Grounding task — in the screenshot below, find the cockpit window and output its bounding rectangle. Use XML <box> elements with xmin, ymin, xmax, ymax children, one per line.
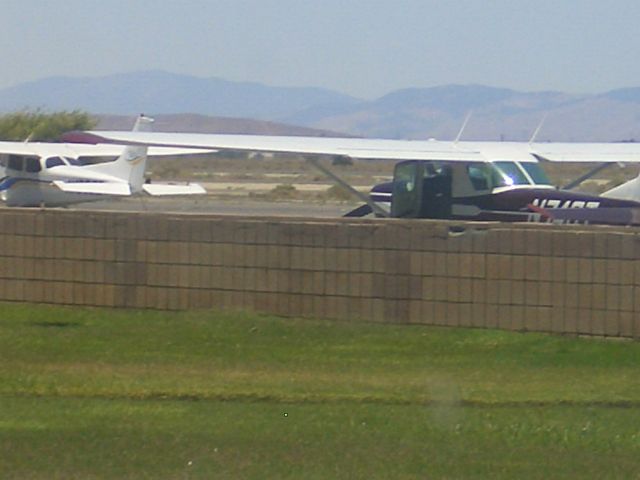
<box><xmin>493</xmin><ymin>161</ymin><xmax>530</xmax><ymax>186</ymax></box>
<box><xmin>45</xmin><ymin>157</ymin><xmax>65</xmax><ymax>168</ymax></box>
<box><xmin>67</xmin><ymin>157</ymin><xmax>83</xmax><ymax>166</ymax></box>
<box><xmin>8</xmin><ymin>155</ymin><xmax>24</xmax><ymax>171</ymax></box>
<box><xmin>25</xmin><ymin>157</ymin><xmax>41</xmax><ymax>173</ymax></box>
<box><xmin>520</xmin><ymin>162</ymin><xmax>551</xmax><ymax>185</ymax></box>
<box><xmin>467</xmin><ymin>163</ymin><xmax>502</xmax><ymax>191</ymax></box>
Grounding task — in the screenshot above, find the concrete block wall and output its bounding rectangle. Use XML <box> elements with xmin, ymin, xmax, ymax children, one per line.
<box><xmin>1</xmin><ymin>208</ymin><xmax>639</xmax><ymax>338</ymax></box>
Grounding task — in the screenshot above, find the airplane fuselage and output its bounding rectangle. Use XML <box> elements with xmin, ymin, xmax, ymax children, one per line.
<box><xmin>371</xmin><ymin>159</ymin><xmax>640</xmax><ymax>226</ymax></box>
<box><xmin>373</xmin><ymin>181</ymin><xmax>640</xmax><ymax>224</ymax></box>
<box><xmin>0</xmin><ymin>156</ymin><xmax>128</xmax><ymax>207</ymax></box>
<box><xmin>2</xmin><ymin>180</ymin><xmax>105</xmax><ymax>207</ymax></box>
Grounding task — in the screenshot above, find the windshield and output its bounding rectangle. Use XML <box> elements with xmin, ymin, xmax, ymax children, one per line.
<box><xmin>493</xmin><ymin>161</ymin><xmax>530</xmax><ymax>186</ymax></box>
<box><xmin>467</xmin><ymin>163</ymin><xmax>504</xmax><ymax>191</ymax></box>
<box><xmin>45</xmin><ymin>157</ymin><xmax>66</xmax><ymax>168</ymax></box>
<box><xmin>520</xmin><ymin>162</ymin><xmax>551</xmax><ymax>185</ymax></box>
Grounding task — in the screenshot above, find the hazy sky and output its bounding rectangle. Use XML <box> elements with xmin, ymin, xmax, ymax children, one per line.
<box><xmin>3</xmin><ymin>0</ymin><xmax>640</xmax><ymax>98</ymax></box>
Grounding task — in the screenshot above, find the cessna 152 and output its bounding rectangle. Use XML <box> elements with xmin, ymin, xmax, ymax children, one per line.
<box><xmin>0</xmin><ymin>115</ymin><xmax>208</xmax><ymax>207</ymax></box>
<box><xmin>61</xmin><ymin>128</ymin><xmax>640</xmax><ymax>226</ymax></box>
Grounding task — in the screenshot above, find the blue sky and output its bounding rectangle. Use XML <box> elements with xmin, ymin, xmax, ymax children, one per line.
<box><xmin>3</xmin><ymin>0</ymin><xmax>640</xmax><ymax>98</ymax></box>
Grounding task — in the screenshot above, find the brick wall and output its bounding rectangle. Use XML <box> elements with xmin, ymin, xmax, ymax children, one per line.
<box><xmin>0</xmin><ymin>208</ymin><xmax>638</xmax><ymax>338</ymax></box>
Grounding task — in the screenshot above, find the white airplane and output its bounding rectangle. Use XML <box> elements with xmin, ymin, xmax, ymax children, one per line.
<box><xmin>62</xmin><ymin>127</ymin><xmax>640</xmax><ymax>226</ymax></box>
<box><xmin>0</xmin><ymin>115</ymin><xmax>208</xmax><ymax>207</ymax></box>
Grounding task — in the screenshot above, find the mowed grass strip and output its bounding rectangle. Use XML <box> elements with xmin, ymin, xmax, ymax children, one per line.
<box><xmin>3</xmin><ymin>398</ymin><xmax>640</xmax><ymax>479</ymax></box>
<box><xmin>1</xmin><ymin>303</ymin><xmax>640</xmax><ymax>405</ymax></box>
<box><xmin>1</xmin><ymin>303</ymin><xmax>640</xmax><ymax>478</ymax></box>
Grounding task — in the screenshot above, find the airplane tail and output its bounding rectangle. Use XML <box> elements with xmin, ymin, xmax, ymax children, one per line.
<box><xmin>84</xmin><ymin>114</ymin><xmax>153</xmax><ymax>192</ymax></box>
<box><xmin>601</xmin><ymin>170</ymin><xmax>640</xmax><ymax>202</ymax></box>
<box><xmin>111</xmin><ymin>115</ymin><xmax>152</xmax><ymax>193</ymax></box>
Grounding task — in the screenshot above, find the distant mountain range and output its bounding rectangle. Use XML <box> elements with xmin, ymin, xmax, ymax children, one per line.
<box><xmin>94</xmin><ymin>113</ymin><xmax>352</xmax><ymax>137</ymax></box>
<box><xmin>3</xmin><ymin>70</ymin><xmax>640</xmax><ymax>141</ymax></box>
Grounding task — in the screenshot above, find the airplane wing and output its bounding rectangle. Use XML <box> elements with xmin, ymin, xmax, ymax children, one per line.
<box><xmin>142</xmin><ymin>183</ymin><xmax>206</xmax><ymax>196</ymax></box>
<box><xmin>64</xmin><ymin>131</ymin><xmax>640</xmax><ymax>164</ymax></box>
<box><xmin>0</xmin><ymin>141</ymin><xmax>213</xmax><ymax>158</ymax></box>
<box><xmin>52</xmin><ymin>181</ymin><xmax>131</xmax><ymax>196</ymax></box>
<box><xmin>62</xmin><ymin>131</ymin><xmax>485</xmax><ymax>162</ymax></box>
<box><xmin>86</xmin><ymin>145</ymin><xmax>215</xmax><ymax>157</ymax></box>
<box><xmin>531</xmin><ymin>143</ymin><xmax>640</xmax><ymax>163</ymax></box>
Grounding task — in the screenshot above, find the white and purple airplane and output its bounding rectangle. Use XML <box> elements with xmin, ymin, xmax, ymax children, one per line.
<box><xmin>63</xmin><ymin>126</ymin><xmax>640</xmax><ymax>226</ymax></box>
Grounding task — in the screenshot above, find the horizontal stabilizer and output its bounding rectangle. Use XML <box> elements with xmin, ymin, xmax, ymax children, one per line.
<box><xmin>53</xmin><ymin>181</ymin><xmax>131</xmax><ymax>196</ymax></box>
<box><xmin>142</xmin><ymin>183</ymin><xmax>206</xmax><ymax>196</ymax></box>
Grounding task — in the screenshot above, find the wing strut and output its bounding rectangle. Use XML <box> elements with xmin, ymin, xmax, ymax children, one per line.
<box><xmin>562</xmin><ymin>162</ymin><xmax>613</xmax><ymax>190</ymax></box>
<box><xmin>306</xmin><ymin>157</ymin><xmax>390</xmax><ymax>217</ymax></box>
<box><xmin>528</xmin><ymin>114</ymin><xmax>547</xmax><ymax>146</ymax></box>
<box><xmin>454</xmin><ymin>112</ymin><xmax>472</xmax><ymax>145</ymax></box>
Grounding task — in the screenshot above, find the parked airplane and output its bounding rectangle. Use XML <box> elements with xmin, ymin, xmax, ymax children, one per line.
<box><xmin>61</xmin><ymin>128</ymin><xmax>640</xmax><ymax>226</ymax></box>
<box><xmin>0</xmin><ymin>115</ymin><xmax>208</xmax><ymax>207</ymax></box>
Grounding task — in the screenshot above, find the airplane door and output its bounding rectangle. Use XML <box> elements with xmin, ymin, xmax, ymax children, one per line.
<box><xmin>391</xmin><ymin>161</ymin><xmax>424</xmax><ymax>218</ymax></box>
<box><xmin>421</xmin><ymin>166</ymin><xmax>452</xmax><ymax>219</ymax></box>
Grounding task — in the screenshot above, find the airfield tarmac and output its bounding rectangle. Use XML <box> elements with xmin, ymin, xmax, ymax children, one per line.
<box><xmin>67</xmin><ymin>196</ymin><xmax>355</xmax><ymax>218</ymax></box>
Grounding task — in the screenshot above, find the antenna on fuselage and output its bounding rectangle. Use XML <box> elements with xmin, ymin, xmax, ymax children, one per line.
<box><xmin>454</xmin><ymin>111</ymin><xmax>472</xmax><ymax>145</ymax></box>
<box><xmin>529</xmin><ymin>114</ymin><xmax>547</xmax><ymax>146</ymax></box>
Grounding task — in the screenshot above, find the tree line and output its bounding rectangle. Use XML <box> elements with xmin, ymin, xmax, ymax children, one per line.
<box><xmin>0</xmin><ymin>109</ymin><xmax>96</xmax><ymax>142</ymax></box>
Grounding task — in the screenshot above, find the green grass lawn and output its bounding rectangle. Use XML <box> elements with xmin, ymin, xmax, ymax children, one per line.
<box><xmin>1</xmin><ymin>303</ymin><xmax>640</xmax><ymax>479</ymax></box>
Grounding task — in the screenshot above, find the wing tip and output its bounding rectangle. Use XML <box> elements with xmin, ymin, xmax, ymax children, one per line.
<box><xmin>60</xmin><ymin>131</ymin><xmax>110</xmax><ymax>145</ymax></box>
